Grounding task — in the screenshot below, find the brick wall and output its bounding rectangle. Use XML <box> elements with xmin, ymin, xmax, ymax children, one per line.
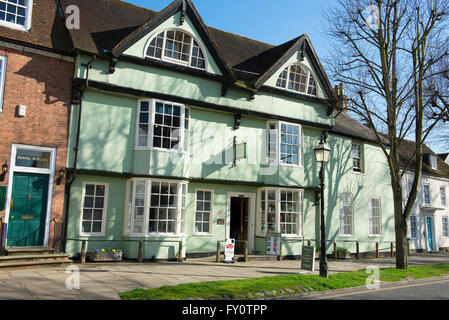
<box><xmin>0</xmin><ymin>46</ymin><xmax>73</xmax><ymax>246</ymax></box>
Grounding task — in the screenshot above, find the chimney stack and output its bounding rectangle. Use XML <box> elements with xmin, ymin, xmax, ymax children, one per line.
<box><xmin>335</xmin><ymin>83</ymin><xmax>349</xmax><ymax>112</ymax></box>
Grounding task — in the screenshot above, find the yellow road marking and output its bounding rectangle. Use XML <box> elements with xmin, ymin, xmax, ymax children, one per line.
<box><xmin>311</xmin><ymin>277</ymin><xmax>449</xmax><ymax>299</ymax></box>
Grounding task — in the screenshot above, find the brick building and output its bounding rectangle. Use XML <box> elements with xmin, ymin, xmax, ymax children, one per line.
<box><xmin>0</xmin><ymin>0</ymin><xmax>73</xmax><ymax>250</ymax></box>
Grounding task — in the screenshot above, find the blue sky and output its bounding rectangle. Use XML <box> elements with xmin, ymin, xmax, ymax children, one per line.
<box><xmin>127</xmin><ymin>0</ymin><xmax>331</xmax><ymax>58</ymax></box>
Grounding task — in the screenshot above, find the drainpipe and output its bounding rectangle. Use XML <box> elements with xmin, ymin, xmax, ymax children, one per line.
<box><xmin>61</xmin><ymin>55</ymin><xmax>96</xmax><ymax>252</ymax></box>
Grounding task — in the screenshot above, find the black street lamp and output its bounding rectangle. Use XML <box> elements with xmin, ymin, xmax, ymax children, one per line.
<box><xmin>313</xmin><ymin>133</ymin><xmax>331</xmax><ymax>278</ymax></box>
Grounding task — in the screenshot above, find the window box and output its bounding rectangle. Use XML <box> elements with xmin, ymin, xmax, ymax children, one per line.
<box><xmin>89</xmin><ymin>249</ymin><xmax>122</xmax><ymax>262</ymax></box>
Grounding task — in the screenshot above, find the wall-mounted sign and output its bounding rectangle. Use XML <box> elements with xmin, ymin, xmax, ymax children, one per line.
<box><xmin>217</xmin><ymin>219</ymin><xmax>225</xmax><ymax>225</ymax></box>
<box><xmin>233</xmin><ymin>136</ymin><xmax>247</xmax><ymax>165</ymax></box>
<box><xmin>266</xmin><ymin>232</ymin><xmax>281</xmax><ymax>255</ymax></box>
<box><xmin>15</xmin><ymin>149</ymin><xmax>50</xmax><ymax>169</ymax></box>
<box><xmin>301</xmin><ymin>246</ymin><xmax>316</xmax><ymax>272</ymax></box>
<box><xmin>224</xmin><ymin>238</ymin><xmax>235</xmax><ymax>263</ymax></box>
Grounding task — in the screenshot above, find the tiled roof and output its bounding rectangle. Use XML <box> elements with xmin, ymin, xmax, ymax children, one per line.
<box><xmin>398</xmin><ymin>139</ymin><xmax>449</xmax><ymax>178</ymax></box>
<box><xmin>333</xmin><ymin>112</ymin><xmax>449</xmax><ymax>179</ymax></box>
<box><xmin>332</xmin><ymin>112</ymin><xmax>379</xmax><ymax>143</ymax></box>
<box><xmin>60</xmin><ymin>0</ymin><xmax>157</xmax><ymax>55</ymax></box>
<box><xmin>59</xmin><ymin>0</ymin><xmax>329</xmax><ymax>89</ymax></box>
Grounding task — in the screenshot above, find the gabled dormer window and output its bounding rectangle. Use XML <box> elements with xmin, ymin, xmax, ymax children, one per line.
<box><xmin>430</xmin><ymin>154</ymin><xmax>438</xmax><ymax>170</ymax></box>
<box><xmin>145</xmin><ymin>29</ymin><xmax>206</xmax><ymax>70</ymax></box>
<box><xmin>0</xmin><ymin>0</ymin><xmax>32</xmax><ymax>31</ymax></box>
<box><xmin>276</xmin><ymin>63</ymin><xmax>317</xmax><ymax>96</ymax></box>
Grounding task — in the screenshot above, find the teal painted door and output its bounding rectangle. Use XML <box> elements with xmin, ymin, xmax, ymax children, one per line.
<box><xmin>426</xmin><ymin>217</ymin><xmax>434</xmax><ymax>251</ymax></box>
<box><xmin>7</xmin><ymin>173</ymin><xmax>49</xmax><ymax>246</ymax></box>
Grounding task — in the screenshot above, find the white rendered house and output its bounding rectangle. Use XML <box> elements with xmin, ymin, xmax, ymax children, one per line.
<box><xmin>402</xmin><ymin>144</ymin><xmax>449</xmax><ymax>252</ymax></box>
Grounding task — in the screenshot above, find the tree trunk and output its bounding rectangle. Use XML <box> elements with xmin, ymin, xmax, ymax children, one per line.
<box><xmin>394</xmin><ymin>192</ymin><xmax>408</xmax><ymax>269</ymax></box>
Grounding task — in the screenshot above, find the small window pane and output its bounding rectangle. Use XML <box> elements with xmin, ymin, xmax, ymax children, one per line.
<box><xmin>81</xmin><ymin>184</ymin><xmax>107</xmax><ymax>234</ymax></box>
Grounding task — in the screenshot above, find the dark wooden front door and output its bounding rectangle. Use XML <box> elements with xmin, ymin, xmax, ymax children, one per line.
<box><xmin>230</xmin><ymin>197</ymin><xmax>248</xmax><ymax>253</ymax></box>
<box><xmin>7</xmin><ymin>172</ymin><xmax>49</xmax><ymax>247</ymax></box>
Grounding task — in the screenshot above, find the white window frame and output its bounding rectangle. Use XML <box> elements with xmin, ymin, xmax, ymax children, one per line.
<box><xmin>409</xmin><ymin>215</ymin><xmax>417</xmax><ymax>239</ymax></box>
<box><xmin>265</xmin><ymin>121</ymin><xmax>303</xmax><ymax>167</ymax></box>
<box><xmin>408</xmin><ymin>177</ymin><xmax>414</xmax><ymax>196</ymax></box>
<box><xmin>266</xmin><ymin>121</ymin><xmax>278</xmax><ymax>164</ymax></box>
<box><xmin>275</xmin><ymin>63</ymin><xmax>318</xmax><ymax>97</ymax></box>
<box><xmin>430</xmin><ymin>155</ymin><xmax>438</xmax><ymax>170</ymax></box>
<box><xmin>0</xmin><ymin>0</ymin><xmax>33</xmax><ymax>31</ymax></box>
<box><xmin>79</xmin><ymin>182</ymin><xmax>109</xmax><ymax>237</ymax></box>
<box><xmin>279</xmin><ymin>121</ymin><xmax>302</xmax><ymax>167</ymax></box>
<box><xmin>0</xmin><ymin>55</ymin><xmax>6</xmax><ymax>112</ymax></box>
<box><xmin>124</xmin><ymin>178</ymin><xmax>188</xmax><ymax>238</ymax></box>
<box><xmin>257</xmin><ymin>188</ymin><xmax>303</xmax><ymax>238</ymax></box>
<box><xmin>352</xmin><ymin>142</ymin><xmax>363</xmax><ymax>173</ymax></box>
<box><xmin>144</xmin><ymin>28</ymin><xmax>209</xmax><ymax>71</ymax></box>
<box><xmin>442</xmin><ymin>216</ymin><xmax>449</xmax><ymax>238</ymax></box>
<box><xmin>193</xmin><ymin>189</ymin><xmax>214</xmax><ymax>235</ymax></box>
<box><xmin>440</xmin><ymin>186</ymin><xmax>447</xmax><ymax>206</ymax></box>
<box><xmin>423</xmin><ymin>183</ymin><xmax>431</xmax><ymax>205</ymax></box>
<box><xmin>368</xmin><ymin>197</ymin><xmax>382</xmax><ymax>237</ymax></box>
<box><xmin>339</xmin><ymin>193</ymin><xmax>354</xmax><ymax>236</ymax></box>
<box><xmin>135</xmin><ymin>99</ymin><xmax>189</xmax><ymax>154</ymax></box>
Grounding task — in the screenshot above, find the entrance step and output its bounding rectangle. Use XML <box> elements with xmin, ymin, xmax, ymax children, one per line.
<box><xmin>0</xmin><ymin>259</ymin><xmax>72</xmax><ymax>269</ymax></box>
<box><xmin>236</xmin><ymin>254</ymin><xmax>278</xmax><ymax>262</ymax></box>
<box><xmin>5</xmin><ymin>247</ymin><xmax>56</xmax><ymax>256</ymax></box>
<box><xmin>0</xmin><ymin>247</ymin><xmax>72</xmax><ymax>269</ymax></box>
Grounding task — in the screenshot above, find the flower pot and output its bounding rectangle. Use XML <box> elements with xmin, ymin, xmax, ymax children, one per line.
<box><xmin>337</xmin><ymin>253</ymin><xmax>348</xmax><ymax>259</ymax></box>
<box><xmin>89</xmin><ymin>252</ymin><xmax>122</xmax><ymax>262</ymax></box>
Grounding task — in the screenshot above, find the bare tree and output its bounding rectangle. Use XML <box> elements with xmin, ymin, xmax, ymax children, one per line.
<box><xmin>324</xmin><ymin>0</ymin><xmax>449</xmax><ymax>268</ymax></box>
<box><xmin>426</xmin><ymin>41</ymin><xmax>449</xmax><ymax>149</ymax></box>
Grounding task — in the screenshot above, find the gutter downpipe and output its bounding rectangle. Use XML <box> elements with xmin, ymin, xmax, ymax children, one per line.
<box><xmin>61</xmin><ymin>55</ymin><xmax>96</xmax><ymax>253</ymax></box>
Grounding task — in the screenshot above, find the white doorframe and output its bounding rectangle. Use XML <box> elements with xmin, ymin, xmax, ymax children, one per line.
<box><xmin>226</xmin><ymin>192</ymin><xmax>256</xmax><ymax>253</ymax></box>
<box><xmin>4</xmin><ymin>144</ymin><xmax>56</xmax><ymax>247</ymax></box>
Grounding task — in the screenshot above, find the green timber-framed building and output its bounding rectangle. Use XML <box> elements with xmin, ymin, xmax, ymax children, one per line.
<box><xmin>60</xmin><ymin>0</ymin><xmax>396</xmax><ymax>260</ymax></box>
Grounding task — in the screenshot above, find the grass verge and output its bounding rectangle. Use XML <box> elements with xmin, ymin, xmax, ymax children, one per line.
<box><xmin>120</xmin><ymin>263</ymin><xmax>449</xmax><ymax>300</ymax></box>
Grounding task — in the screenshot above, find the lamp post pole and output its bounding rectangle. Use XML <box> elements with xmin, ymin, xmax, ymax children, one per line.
<box><xmin>319</xmin><ymin>161</ymin><xmax>328</xmax><ymax>278</ymax></box>
<box><xmin>313</xmin><ymin>132</ymin><xmax>330</xmax><ymax>278</ymax></box>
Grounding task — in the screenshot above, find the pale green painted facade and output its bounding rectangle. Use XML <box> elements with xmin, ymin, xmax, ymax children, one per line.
<box><xmin>65</xmin><ymin>9</ymin><xmax>395</xmax><ymax>260</ymax></box>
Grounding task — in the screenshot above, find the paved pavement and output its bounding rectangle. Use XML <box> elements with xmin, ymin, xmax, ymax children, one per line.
<box><xmin>0</xmin><ymin>253</ymin><xmax>448</xmax><ymax>300</ymax></box>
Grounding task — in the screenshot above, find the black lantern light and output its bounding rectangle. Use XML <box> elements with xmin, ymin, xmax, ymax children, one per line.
<box><xmin>56</xmin><ymin>168</ymin><xmax>66</xmax><ymax>185</ymax></box>
<box><xmin>0</xmin><ymin>162</ymin><xmax>8</xmax><ymax>182</ymax></box>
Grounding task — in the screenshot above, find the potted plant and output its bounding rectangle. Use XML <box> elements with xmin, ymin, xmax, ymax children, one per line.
<box><xmin>89</xmin><ymin>248</ymin><xmax>123</xmax><ymax>262</ymax></box>
<box><xmin>337</xmin><ymin>247</ymin><xmax>350</xmax><ymax>259</ymax></box>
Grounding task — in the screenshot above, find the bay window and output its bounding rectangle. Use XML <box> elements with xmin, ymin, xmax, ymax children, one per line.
<box><xmin>258</xmin><ymin>188</ymin><xmax>303</xmax><ymax>237</ymax></box>
<box><xmin>125</xmin><ymin>179</ymin><xmax>187</xmax><ymax>236</ymax></box>
<box><xmin>136</xmin><ymin>99</ymin><xmax>190</xmax><ymax>152</ymax></box>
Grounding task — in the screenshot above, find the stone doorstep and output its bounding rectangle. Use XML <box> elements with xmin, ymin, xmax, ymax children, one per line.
<box><xmin>5</xmin><ymin>247</ymin><xmax>56</xmax><ymax>256</ymax></box>
<box><xmin>0</xmin><ymin>259</ymin><xmax>73</xmax><ymax>269</ymax></box>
